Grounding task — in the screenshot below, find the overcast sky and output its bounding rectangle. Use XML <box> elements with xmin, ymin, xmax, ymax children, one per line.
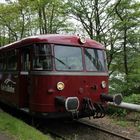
<box><xmin>0</xmin><ymin>0</ymin><xmax>5</xmax><ymax>3</ymax></box>
<box><xmin>0</xmin><ymin>0</ymin><xmax>16</xmax><ymax>3</ymax></box>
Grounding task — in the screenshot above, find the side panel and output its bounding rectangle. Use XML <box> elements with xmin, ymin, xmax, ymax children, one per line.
<box><xmin>0</xmin><ymin>72</ymin><xmax>19</xmax><ymax>107</ymax></box>
<box><xmin>0</xmin><ymin>47</ymin><xmax>31</xmax><ymax>108</ymax></box>
<box><xmin>18</xmin><ymin>73</ymin><xmax>29</xmax><ymax>107</ymax></box>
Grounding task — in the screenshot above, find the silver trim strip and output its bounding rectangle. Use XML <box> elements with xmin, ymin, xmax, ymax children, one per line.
<box><xmin>30</xmin><ymin>71</ymin><xmax>108</xmax><ymax>76</ymax></box>
<box><xmin>20</xmin><ymin>71</ymin><xmax>29</xmax><ymax>75</ymax></box>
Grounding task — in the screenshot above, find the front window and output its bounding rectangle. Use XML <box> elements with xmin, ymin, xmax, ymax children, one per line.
<box><xmin>85</xmin><ymin>48</ymin><xmax>106</xmax><ymax>71</ymax></box>
<box><xmin>33</xmin><ymin>44</ymin><xmax>52</xmax><ymax>70</ymax></box>
<box><xmin>54</xmin><ymin>45</ymin><xmax>83</xmax><ymax>71</ymax></box>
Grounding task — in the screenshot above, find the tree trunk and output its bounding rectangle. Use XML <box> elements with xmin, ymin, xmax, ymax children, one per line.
<box><xmin>123</xmin><ymin>28</ymin><xmax>128</xmax><ymax>75</ymax></box>
<box><xmin>38</xmin><ymin>7</ymin><xmax>43</xmax><ymax>34</ymax></box>
<box><xmin>42</xmin><ymin>6</ymin><xmax>47</xmax><ymax>34</ymax></box>
<box><xmin>94</xmin><ymin>0</ymin><xmax>101</xmax><ymax>42</ymax></box>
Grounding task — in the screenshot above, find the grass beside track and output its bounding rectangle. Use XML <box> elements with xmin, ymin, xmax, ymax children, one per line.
<box><xmin>0</xmin><ymin>111</ymin><xmax>52</xmax><ymax>140</ymax></box>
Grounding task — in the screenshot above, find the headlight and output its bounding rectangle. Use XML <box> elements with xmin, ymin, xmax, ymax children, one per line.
<box><xmin>79</xmin><ymin>36</ymin><xmax>86</xmax><ymax>44</ymax></box>
<box><xmin>57</xmin><ymin>82</ymin><xmax>65</xmax><ymax>90</ymax></box>
<box><xmin>101</xmin><ymin>81</ymin><xmax>106</xmax><ymax>88</ymax></box>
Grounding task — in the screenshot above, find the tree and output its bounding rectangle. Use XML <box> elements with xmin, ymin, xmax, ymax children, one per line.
<box><xmin>114</xmin><ymin>0</ymin><xmax>140</xmax><ymax>75</ymax></box>
<box><xmin>29</xmin><ymin>0</ymin><xmax>72</xmax><ymax>34</ymax></box>
<box><xmin>67</xmin><ymin>0</ymin><xmax>121</xmax><ymax>42</ymax></box>
<box><xmin>108</xmin><ymin>0</ymin><xmax>140</xmax><ymax>95</ymax></box>
<box><xmin>0</xmin><ymin>0</ymin><xmax>73</xmax><ymax>45</ymax></box>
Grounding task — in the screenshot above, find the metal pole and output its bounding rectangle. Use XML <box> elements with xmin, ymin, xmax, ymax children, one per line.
<box><xmin>108</xmin><ymin>102</ymin><xmax>140</xmax><ymax>112</ymax></box>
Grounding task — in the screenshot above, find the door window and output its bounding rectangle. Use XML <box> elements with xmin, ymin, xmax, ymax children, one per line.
<box><xmin>22</xmin><ymin>48</ymin><xmax>30</xmax><ymax>71</ymax></box>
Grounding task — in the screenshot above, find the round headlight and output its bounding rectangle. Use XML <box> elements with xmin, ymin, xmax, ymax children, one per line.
<box><xmin>101</xmin><ymin>81</ymin><xmax>106</xmax><ymax>88</ymax></box>
<box><xmin>79</xmin><ymin>36</ymin><xmax>86</xmax><ymax>44</ymax></box>
<box><xmin>57</xmin><ymin>82</ymin><xmax>65</xmax><ymax>90</ymax></box>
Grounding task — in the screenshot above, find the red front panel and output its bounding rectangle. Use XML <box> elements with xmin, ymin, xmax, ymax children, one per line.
<box><xmin>29</xmin><ymin>74</ymin><xmax>108</xmax><ymax>112</ymax></box>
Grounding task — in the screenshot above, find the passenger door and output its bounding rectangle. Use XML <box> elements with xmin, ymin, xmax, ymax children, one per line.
<box><xmin>18</xmin><ymin>47</ymin><xmax>31</xmax><ymax>108</ymax></box>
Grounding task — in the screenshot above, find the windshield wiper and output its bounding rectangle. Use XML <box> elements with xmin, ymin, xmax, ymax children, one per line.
<box><xmin>52</xmin><ymin>55</ymin><xmax>71</xmax><ymax>69</ymax></box>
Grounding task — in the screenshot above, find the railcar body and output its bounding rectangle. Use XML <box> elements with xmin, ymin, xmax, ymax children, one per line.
<box><xmin>0</xmin><ymin>34</ymin><xmax>121</xmax><ymax>119</ymax></box>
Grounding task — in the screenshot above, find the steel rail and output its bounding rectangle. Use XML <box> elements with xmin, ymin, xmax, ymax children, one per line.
<box><xmin>76</xmin><ymin>120</ymin><xmax>133</xmax><ymax>140</ymax></box>
<box><xmin>44</xmin><ymin>128</ymin><xmax>66</xmax><ymax>140</ymax></box>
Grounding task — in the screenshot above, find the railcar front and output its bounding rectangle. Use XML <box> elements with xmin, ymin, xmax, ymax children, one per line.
<box><xmin>29</xmin><ymin>36</ymin><xmax>112</xmax><ymax>119</ymax></box>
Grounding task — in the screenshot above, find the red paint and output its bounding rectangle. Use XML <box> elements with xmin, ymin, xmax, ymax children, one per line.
<box><xmin>0</xmin><ymin>34</ymin><xmax>104</xmax><ymax>51</ymax></box>
<box><xmin>0</xmin><ymin>34</ymin><xmax>108</xmax><ymax>118</ymax></box>
<box><xmin>29</xmin><ymin>75</ymin><xmax>108</xmax><ymax>112</ymax></box>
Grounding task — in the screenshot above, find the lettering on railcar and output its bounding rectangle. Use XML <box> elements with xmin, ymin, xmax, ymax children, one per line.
<box><xmin>0</xmin><ymin>79</ymin><xmax>16</xmax><ymax>93</ymax></box>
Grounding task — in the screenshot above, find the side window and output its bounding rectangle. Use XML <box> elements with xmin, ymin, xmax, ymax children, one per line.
<box><xmin>7</xmin><ymin>50</ymin><xmax>17</xmax><ymax>70</ymax></box>
<box><xmin>22</xmin><ymin>48</ymin><xmax>30</xmax><ymax>71</ymax></box>
<box><xmin>0</xmin><ymin>56</ymin><xmax>3</xmax><ymax>70</ymax></box>
<box><xmin>3</xmin><ymin>53</ymin><xmax>7</xmax><ymax>71</ymax></box>
<box><xmin>33</xmin><ymin>44</ymin><xmax>52</xmax><ymax>70</ymax></box>
<box><xmin>0</xmin><ymin>55</ymin><xmax>3</xmax><ymax>70</ymax></box>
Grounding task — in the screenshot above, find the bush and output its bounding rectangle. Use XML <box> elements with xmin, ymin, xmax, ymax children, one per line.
<box><xmin>124</xmin><ymin>94</ymin><xmax>140</xmax><ymax>104</ymax></box>
<box><xmin>107</xmin><ymin>106</ymin><xmax>127</xmax><ymax>117</ymax></box>
<box><xmin>109</xmin><ymin>73</ymin><xmax>140</xmax><ymax>96</ymax></box>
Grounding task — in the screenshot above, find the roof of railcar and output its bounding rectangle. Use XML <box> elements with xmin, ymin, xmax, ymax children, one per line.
<box><xmin>0</xmin><ymin>34</ymin><xmax>104</xmax><ymax>51</ymax></box>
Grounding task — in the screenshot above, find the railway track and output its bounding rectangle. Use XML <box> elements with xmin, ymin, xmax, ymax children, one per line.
<box><xmin>0</xmin><ymin>103</ymin><xmax>137</xmax><ymax>140</ymax></box>
<box><xmin>38</xmin><ymin>118</ymin><xmax>135</xmax><ymax>140</ymax></box>
<box><xmin>76</xmin><ymin>120</ymin><xmax>133</xmax><ymax>140</ymax></box>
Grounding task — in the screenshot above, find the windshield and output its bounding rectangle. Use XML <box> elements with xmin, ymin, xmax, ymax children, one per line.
<box><xmin>85</xmin><ymin>48</ymin><xmax>107</xmax><ymax>71</ymax></box>
<box><xmin>54</xmin><ymin>45</ymin><xmax>83</xmax><ymax>71</ymax></box>
<box><xmin>32</xmin><ymin>44</ymin><xmax>107</xmax><ymax>72</ymax></box>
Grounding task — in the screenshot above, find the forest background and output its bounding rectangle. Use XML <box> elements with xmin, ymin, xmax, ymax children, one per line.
<box><xmin>0</xmin><ymin>0</ymin><xmax>140</xmax><ymax>103</ymax></box>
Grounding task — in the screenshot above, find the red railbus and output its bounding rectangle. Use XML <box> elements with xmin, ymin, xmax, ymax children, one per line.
<box><xmin>0</xmin><ymin>34</ymin><xmax>122</xmax><ymax>119</ymax></box>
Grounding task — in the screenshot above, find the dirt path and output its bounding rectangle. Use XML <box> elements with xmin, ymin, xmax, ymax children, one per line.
<box><xmin>0</xmin><ymin>133</ymin><xmax>14</xmax><ymax>140</ymax></box>
<box><xmin>81</xmin><ymin>116</ymin><xmax>140</xmax><ymax>140</ymax></box>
